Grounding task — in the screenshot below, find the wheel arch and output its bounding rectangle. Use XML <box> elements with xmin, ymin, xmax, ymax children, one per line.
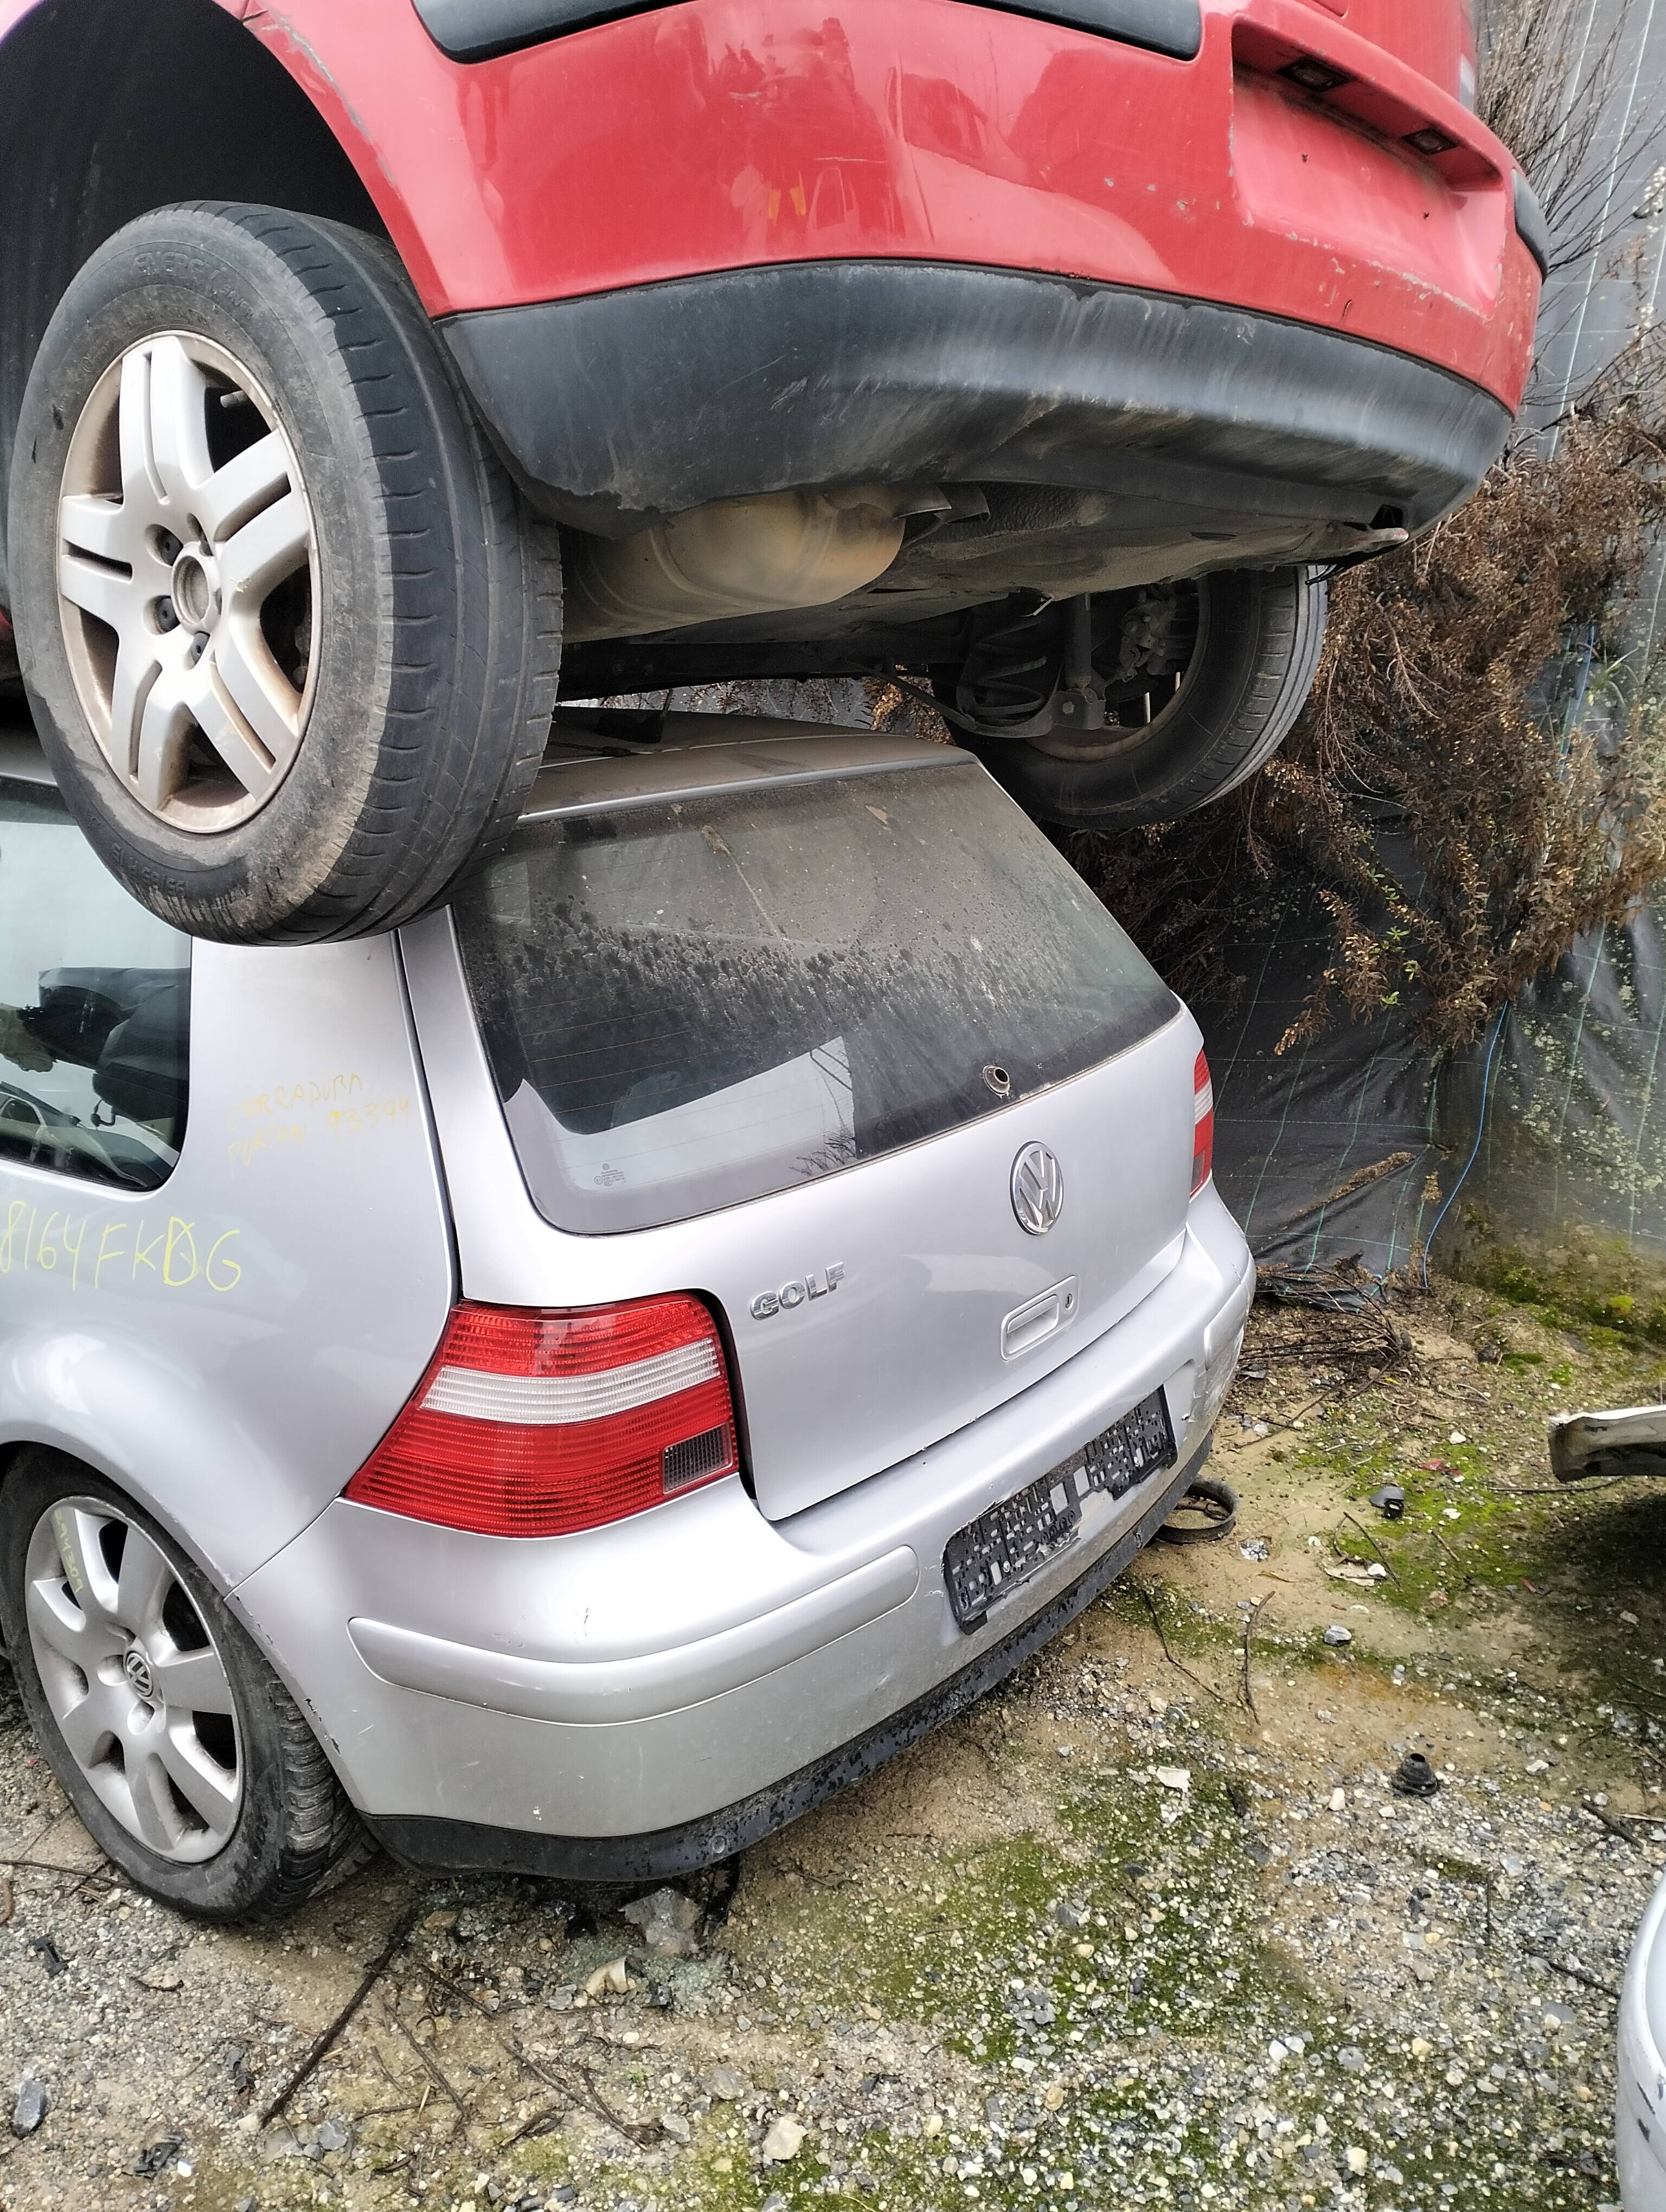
<box><xmin>0</xmin><ymin>1430</ymin><xmax>361</xmax><ymax>1806</ymax></box>
<box><xmin>0</xmin><ymin>1397</ymin><xmax>259</xmax><ymax>1609</ymax></box>
<box><xmin>0</xmin><ymin>0</ymin><xmax>393</xmax><ymax>611</ymax></box>
<box><xmin>0</xmin><ymin>1431</ymin><xmax>163</xmax><ymax>1665</ymax></box>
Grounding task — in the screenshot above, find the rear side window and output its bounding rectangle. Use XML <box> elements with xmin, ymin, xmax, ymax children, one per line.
<box><xmin>454</xmin><ymin>757</ymin><xmax>1176</xmax><ymax>1233</ymax></box>
<box><xmin>0</xmin><ymin>776</ymin><xmax>190</xmax><ymax>1190</ymax></box>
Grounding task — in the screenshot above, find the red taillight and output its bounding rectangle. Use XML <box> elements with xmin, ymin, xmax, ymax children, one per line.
<box><xmin>343</xmin><ymin>1295</ymin><xmax>739</xmax><ymax>1538</ymax></box>
<box><xmin>1192</xmin><ymin>1049</ymin><xmax>1215</xmax><ymax>1196</ymax></box>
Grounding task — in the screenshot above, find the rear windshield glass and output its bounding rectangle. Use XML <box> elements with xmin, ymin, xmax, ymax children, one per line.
<box><xmin>454</xmin><ymin>758</ymin><xmax>1176</xmax><ymax>1233</ymax></box>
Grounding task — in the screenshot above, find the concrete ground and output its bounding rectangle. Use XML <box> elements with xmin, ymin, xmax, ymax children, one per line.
<box><xmin>3</xmin><ymin>1274</ymin><xmax>1663</xmax><ymax>2212</ymax></box>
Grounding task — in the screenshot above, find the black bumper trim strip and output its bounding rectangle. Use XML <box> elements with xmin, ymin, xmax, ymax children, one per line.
<box><xmin>1513</xmin><ymin>171</ymin><xmax>1552</xmax><ymax>282</ymax></box>
<box><xmin>440</xmin><ymin>259</ymin><xmax>1513</xmax><ymax>543</ymax></box>
<box><xmin>362</xmin><ymin>1432</ymin><xmax>1209</xmax><ymax>1885</ymax></box>
<box><xmin>414</xmin><ymin>0</ymin><xmax>1201</xmax><ymax>66</ymax></box>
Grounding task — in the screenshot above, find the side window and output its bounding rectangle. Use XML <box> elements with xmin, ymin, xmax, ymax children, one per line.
<box><xmin>0</xmin><ymin>776</ymin><xmax>190</xmax><ymax>1191</ymax></box>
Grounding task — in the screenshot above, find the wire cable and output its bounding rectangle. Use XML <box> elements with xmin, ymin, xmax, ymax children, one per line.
<box><xmin>1421</xmin><ymin>1002</ymin><xmax>1510</xmax><ymax>1289</ymax></box>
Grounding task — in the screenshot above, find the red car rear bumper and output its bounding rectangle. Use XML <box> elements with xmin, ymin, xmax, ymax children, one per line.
<box><xmin>253</xmin><ymin>0</ymin><xmax>1541</xmax><ymax>413</ymax></box>
<box><xmin>441</xmin><ymin>259</ymin><xmax>1515</xmax><ymax>561</ymax></box>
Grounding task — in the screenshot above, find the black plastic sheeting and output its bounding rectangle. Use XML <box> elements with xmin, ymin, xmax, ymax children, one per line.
<box><xmin>1432</xmin><ymin>903</ymin><xmax>1666</xmax><ymax>1265</ymax></box>
<box><xmin>1202</xmin><ymin>887</ymin><xmax>1666</xmax><ymax>1276</ymax></box>
<box><xmin>1202</xmin><ymin>887</ymin><xmax>1438</xmax><ymax>1277</ymax></box>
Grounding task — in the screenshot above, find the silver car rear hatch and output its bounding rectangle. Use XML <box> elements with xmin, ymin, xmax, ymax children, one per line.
<box><xmin>408</xmin><ymin>716</ymin><xmax>1196</xmax><ymax>1522</ymax></box>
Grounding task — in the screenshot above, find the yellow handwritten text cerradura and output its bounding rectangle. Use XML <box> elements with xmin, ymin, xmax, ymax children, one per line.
<box><xmin>0</xmin><ymin>1202</ymin><xmax>241</xmax><ymax>1293</ymax></box>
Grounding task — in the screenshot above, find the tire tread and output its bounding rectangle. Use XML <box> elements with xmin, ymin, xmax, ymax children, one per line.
<box><xmin>10</xmin><ymin>201</ymin><xmax>561</xmax><ymax>944</ymax></box>
<box><xmin>0</xmin><ymin>1450</ymin><xmax>364</xmax><ymax>1922</ymax></box>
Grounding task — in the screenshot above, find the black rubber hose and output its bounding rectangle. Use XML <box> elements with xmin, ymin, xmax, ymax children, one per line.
<box><xmin>1154</xmin><ymin>1476</ymin><xmax>1240</xmax><ymax>1546</ymax></box>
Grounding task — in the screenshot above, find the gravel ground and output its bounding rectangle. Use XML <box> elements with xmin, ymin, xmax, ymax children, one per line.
<box><xmin>1</xmin><ymin>1275</ymin><xmax>1662</xmax><ymax>2212</ymax></box>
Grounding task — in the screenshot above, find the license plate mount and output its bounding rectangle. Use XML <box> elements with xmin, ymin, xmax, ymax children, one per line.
<box><xmin>943</xmin><ymin>1388</ymin><xmax>1177</xmax><ymax>1632</ymax></box>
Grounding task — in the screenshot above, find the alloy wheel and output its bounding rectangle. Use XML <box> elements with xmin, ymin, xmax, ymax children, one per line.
<box><xmin>24</xmin><ymin>1498</ymin><xmax>242</xmax><ymax>1863</ymax></box>
<box><xmin>55</xmin><ymin>331</ymin><xmax>318</xmax><ymax>832</ymax></box>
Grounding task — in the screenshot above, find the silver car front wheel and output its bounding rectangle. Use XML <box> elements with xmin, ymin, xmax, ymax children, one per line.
<box><xmin>24</xmin><ymin>1496</ymin><xmax>242</xmax><ymax>1863</ymax></box>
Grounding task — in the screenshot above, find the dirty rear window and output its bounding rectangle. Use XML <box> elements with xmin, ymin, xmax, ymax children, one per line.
<box><xmin>453</xmin><ymin>758</ymin><xmax>1176</xmax><ymax>1233</ymax></box>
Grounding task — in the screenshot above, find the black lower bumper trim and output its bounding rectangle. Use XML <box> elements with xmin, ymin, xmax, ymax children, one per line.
<box><xmin>1513</xmin><ymin>172</ymin><xmax>1552</xmax><ymax>282</ymax></box>
<box><xmin>440</xmin><ymin>260</ymin><xmax>1510</xmax><ymax>542</ymax></box>
<box><xmin>362</xmin><ymin>1432</ymin><xmax>1210</xmax><ymax>1885</ymax></box>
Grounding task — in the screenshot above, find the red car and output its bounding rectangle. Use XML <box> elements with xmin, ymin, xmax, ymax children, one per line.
<box><xmin>0</xmin><ymin>0</ymin><xmax>1540</xmax><ymax>941</ymax></box>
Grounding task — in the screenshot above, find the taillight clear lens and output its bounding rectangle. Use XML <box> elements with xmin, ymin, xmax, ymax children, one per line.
<box><xmin>344</xmin><ymin>1295</ymin><xmax>740</xmax><ymax>1538</ymax></box>
<box><xmin>1192</xmin><ymin>1049</ymin><xmax>1215</xmax><ymax>1195</ymax></box>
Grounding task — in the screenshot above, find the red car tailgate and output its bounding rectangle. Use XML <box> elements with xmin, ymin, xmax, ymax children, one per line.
<box><xmin>1292</xmin><ymin>0</ymin><xmax>1477</xmax><ymax>111</ymax></box>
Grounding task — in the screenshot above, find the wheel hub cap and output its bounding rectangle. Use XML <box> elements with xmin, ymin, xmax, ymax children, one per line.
<box><xmin>54</xmin><ymin>331</ymin><xmax>318</xmax><ymax>834</ymax></box>
<box><xmin>24</xmin><ymin>1500</ymin><xmax>243</xmax><ymax>1865</ymax></box>
<box><xmin>169</xmin><ymin>545</ymin><xmax>220</xmax><ymax>633</ymax></box>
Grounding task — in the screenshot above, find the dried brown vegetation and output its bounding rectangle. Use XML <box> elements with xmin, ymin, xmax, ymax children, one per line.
<box><xmin>1071</xmin><ymin>395</ymin><xmax>1666</xmax><ymax>1051</ymax></box>
<box><xmin>1480</xmin><ymin>0</ymin><xmax>1665</xmax><ymax>277</ymax></box>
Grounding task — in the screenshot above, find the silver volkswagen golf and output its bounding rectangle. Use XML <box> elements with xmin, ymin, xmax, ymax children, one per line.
<box><xmin>0</xmin><ymin>710</ymin><xmax>1251</xmax><ymax>1919</ymax></box>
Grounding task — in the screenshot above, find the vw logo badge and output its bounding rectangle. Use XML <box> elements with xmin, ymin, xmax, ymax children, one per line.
<box><xmin>1011</xmin><ymin>1142</ymin><xmax>1065</xmax><ymax>1236</ymax></box>
<box><xmin>123</xmin><ymin>1647</ymin><xmax>156</xmax><ymax>1702</ymax></box>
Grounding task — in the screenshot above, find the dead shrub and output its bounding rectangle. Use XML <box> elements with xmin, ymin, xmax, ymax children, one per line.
<box><xmin>1069</xmin><ymin>396</ymin><xmax>1666</xmax><ymax>1051</ymax></box>
<box><xmin>1479</xmin><ymin>0</ymin><xmax>1666</xmax><ymax>277</ymax></box>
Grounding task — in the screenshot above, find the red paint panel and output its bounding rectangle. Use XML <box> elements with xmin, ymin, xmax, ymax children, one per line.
<box><xmin>1294</xmin><ymin>0</ymin><xmax>1472</xmax><ymax>103</ymax></box>
<box><xmin>1</xmin><ymin>0</ymin><xmax>1537</xmax><ymax>409</ymax></box>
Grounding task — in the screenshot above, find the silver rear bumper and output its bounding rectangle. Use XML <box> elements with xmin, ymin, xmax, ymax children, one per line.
<box><xmin>230</xmin><ymin>1185</ymin><xmax>1251</xmax><ymax>1876</ymax></box>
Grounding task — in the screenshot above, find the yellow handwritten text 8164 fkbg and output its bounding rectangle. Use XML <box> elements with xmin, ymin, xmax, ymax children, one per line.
<box><xmin>0</xmin><ymin>1201</ymin><xmax>241</xmax><ymax>1293</ymax></box>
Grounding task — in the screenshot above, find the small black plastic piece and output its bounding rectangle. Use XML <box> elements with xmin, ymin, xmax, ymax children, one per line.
<box><xmin>1281</xmin><ymin>56</ymin><xmax>1352</xmax><ymax>94</ymax></box>
<box><xmin>414</xmin><ymin>0</ymin><xmax>1202</xmax><ymax>65</ymax></box>
<box><xmin>1370</xmin><ymin>1482</ymin><xmax>1406</xmax><ymax>1520</ymax></box>
<box><xmin>1514</xmin><ymin>171</ymin><xmax>1552</xmax><ymax>281</ymax></box>
<box><xmin>1391</xmin><ymin>1751</ymin><xmax>1442</xmax><ymax>1798</ymax></box>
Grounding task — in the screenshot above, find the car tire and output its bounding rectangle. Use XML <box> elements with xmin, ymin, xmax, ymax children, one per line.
<box><xmin>0</xmin><ymin>1450</ymin><xmax>360</xmax><ymax>1920</ymax></box>
<box><xmin>8</xmin><ymin>202</ymin><xmax>562</xmax><ymax>944</ymax></box>
<box><xmin>965</xmin><ymin>567</ymin><xmax>1327</xmax><ymax>829</ymax></box>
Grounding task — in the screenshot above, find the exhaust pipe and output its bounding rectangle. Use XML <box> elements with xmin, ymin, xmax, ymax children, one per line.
<box><xmin>562</xmin><ymin>485</ymin><xmax>945</xmax><ymax>644</ymax></box>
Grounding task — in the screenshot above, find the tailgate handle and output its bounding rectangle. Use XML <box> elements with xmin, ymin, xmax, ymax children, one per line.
<box><xmin>1002</xmin><ymin>1277</ymin><xmax>1079</xmax><ymax>1361</ymax></box>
